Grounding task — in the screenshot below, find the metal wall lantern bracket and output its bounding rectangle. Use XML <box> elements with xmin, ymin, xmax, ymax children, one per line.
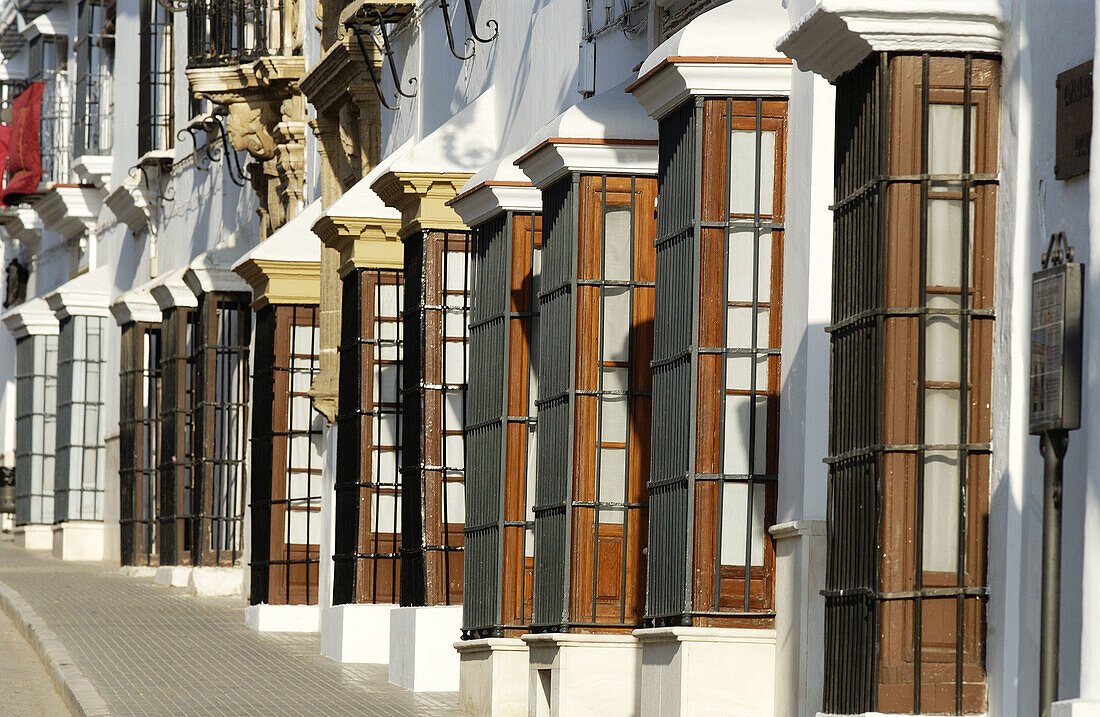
<box><xmin>177</xmin><ymin>113</ymin><xmax>250</xmax><ymax>187</ymax></box>
<box><xmin>439</xmin><ymin>0</ymin><xmax>498</xmax><ymax>61</ymax></box>
<box><xmin>345</xmin><ymin>5</ymin><xmax>418</xmax><ymax>111</ymax></box>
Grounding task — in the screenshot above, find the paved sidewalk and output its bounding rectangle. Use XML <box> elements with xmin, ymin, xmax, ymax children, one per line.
<box><xmin>0</xmin><ymin>598</ymin><xmax>70</xmax><ymax>715</ymax></box>
<box><xmin>0</xmin><ymin>535</ymin><xmax>462</xmax><ymax>716</ymax></box>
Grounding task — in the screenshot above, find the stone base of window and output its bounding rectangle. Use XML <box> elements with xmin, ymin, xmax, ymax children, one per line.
<box><xmin>320</xmin><ymin>603</ymin><xmax>397</xmax><ymax>664</ymax></box>
<box><xmin>51</xmin><ymin>521</ymin><xmax>105</xmax><ymax>561</ymax></box>
<box><xmin>244</xmin><ymin>604</ymin><xmax>319</xmax><ymax>633</ymax></box>
<box><xmin>633</xmin><ymin>626</ymin><xmax>776</xmax><ymax>717</ymax></box>
<box><xmin>772</xmin><ymin>520</ymin><xmax>828</xmax><ymax>717</ymax></box>
<box><xmin>0</xmin><ymin>514</ymin><xmax>11</xmax><ymax>533</ymax></box>
<box><xmin>14</xmin><ymin>524</ymin><xmax>53</xmax><ymax>551</ymax></box>
<box><xmin>388</xmin><ymin>605</ymin><xmax>463</xmax><ymax>692</ymax></box>
<box><xmin>523</xmin><ymin>632</ymin><xmax>642</xmax><ymax>717</ymax></box>
<box><xmin>455</xmin><ymin>637</ymin><xmax>528</xmax><ymax>717</ymax></box>
<box><xmin>1053</xmin><ymin>700</ymin><xmax>1100</xmax><ymax>716</ymax></box>
<box><xmin>187</xmin><ymin>567</ymin><xmax>243</xmax><ymax>597</ymax></box>
<box><xmin>119</xmin><ymin>565</ymin><xmax>157</xmax><ymax>578</ymax></box>
<box><xmin>154</xmin><ymin>565</ymin><xmax>193</xmax><ymax>588</ymax></box>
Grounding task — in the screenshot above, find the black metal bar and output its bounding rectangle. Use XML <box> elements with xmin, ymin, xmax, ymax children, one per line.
<box><xmin>1040</xmin><ymin>429</ymin><xmax>1068</xmax><ymax>717</ymax></box>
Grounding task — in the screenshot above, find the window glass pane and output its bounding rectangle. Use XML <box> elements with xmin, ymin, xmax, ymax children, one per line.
<box><xmin>924</xmin><ymin>388</ymin><xmax>961</xmax><ymax>446</ymax></box>
<box><xmin>928</xmin><ymin>104</ymin><xmax>976</xmax><ymax>177</ymax></box>
<box><xmin>719</xmin><ymin>481</ymin><xmax>766</xmax><ymax>566</ymax></box>
<box><xmin>602</xmin><ymin>287</ymin><xmax>631</xmax><ymax>362</ymax></box>
<box><xmin>726</xmin><ymin>306</ymin><xmax>770</xmax><ymax>349</ymax></box>
<box><xmin>600</xmin><ymin>394</ymin><xmax>628</xmax><ymax>443</ymax></box>
<box><xmin>603</xmin><ymin>205</ymin><xmax>632</xmax><ymax>282</ymax></box>
<box><xmin>722</xmin><ymin>394</ymin><xmax>768</xmax><ymax>476</ymax></box>
<box><xmin>725</xmin><ymin>355</ymin><xmax>770</xmax><ymax>392</ymax></box>
<box><xmin>729</xmin><ymin>129</ymin><xmax>776</xmax><ymax>216</ymax></box>
<box><xmin>926</xmin><ymin>199</ymin><xmax>975</xmax><ymax>288</ymax></box>
<box><xmin>288</xmin><ymin>509</ymin><xmax>321</xmax><ymax>544</ymax></box>
<box><xmin>443</xmin><ymin>481</ymin><xmax>466</xmax><ymax>523</ymax></box>
<box><xmin>598</xmin><ymin>446</ymin><xmax>626</xmax><ymax>524</ymax></box>
<box><xmin>445</xmin><ymin>251</ymin><xmax>470</xmax><ymax>290</ymax></box>
<box><xmin>727</xmin><ymin>230</ymin><xmax>772</xmax><ymax>303</ymax></box>
<box><xmin>922</xmin><ymin>450</ymin><xmax>960</xmax><ymax>573</ymax></box>
<box><xmin>444</xmin><ymin>433</ymin><xmax>465</xmax><ymax>469</ymax></box>
<box><xmin>925</xmin><ymin>294</ymin><xmax>962</xmax><ymax>384</ymax></box>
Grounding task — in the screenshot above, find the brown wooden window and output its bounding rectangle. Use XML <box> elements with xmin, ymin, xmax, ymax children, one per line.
<box><xmin>191</xmin><ymin>292</ymin><xmax>251</xmax><ymax>566</ymax></box>
<box><xmin>158</xmin><ymin>306</ymin><xmax>196</xmax><ymax>565</ymax></box>
<box><xmin>533</xmin><ymin>173</ymin><xmax>656</xmax><ymax>632</ymax></box>
<box><xmin>400</xmin><ymin>231</ymin><xmax>469</xmax><ymax>606</ymax></box>
<box><xmin>464</xmin><ymin>211</ymin><xmax>541</xmax><ymax>638</ymax></box>
<box><xmin>334</xmin><ymin>268</ymin><xmax>404</xmax><ymax>605</ymax></box>
<box><xmin>824</xmin><ymin>53</ymin><xmax>998</xmax><ymax>715</ymax></box>
<box><xmin>647</xmin><ymin>97</ymin><xmax>786</xmax><ymax>628</ymax></box>
<box><xmin>120</xmin><ymin>321</ymin><xmax>161</xmax><ymax>567</ymax></box>
<box><xmin>250</xmin><ymin>305</ymin><xmax>322</xmax><ymax>605</ymax></box>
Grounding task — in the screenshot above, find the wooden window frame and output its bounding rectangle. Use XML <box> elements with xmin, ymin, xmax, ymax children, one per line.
<box><xmin>120</xmin><ymin>321</ymin><xmax>161</xmax><ymax>567</ymax></box>
<box><xmin>824</xmin><ymin>53</ymin><xmax>998</xmax><ymax>715</ymax></box>
<box><xmin>138</xmin><ymin>0</ymin><xmax>173</xmax><ymax>155</ymax></box>
<box><xmin>158</xmin><ymin>306</ymin><xmax>196</xmax><ymax>565</ymax></box>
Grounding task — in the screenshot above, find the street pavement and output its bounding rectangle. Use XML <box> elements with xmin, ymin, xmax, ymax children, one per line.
<box><xmin>0</xmin><ymin>601</ymin><xmax>70</xmax><ymax>715</ymax></box>
<box><xmin>0</xmin><ymin>535</ymin><xmax>462</xmax><ymax>716</ymax></box>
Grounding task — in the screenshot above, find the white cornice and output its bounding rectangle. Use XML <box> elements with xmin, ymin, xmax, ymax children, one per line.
<box><xmin>32</xmin><ymin>185</ymin><xmax>104</xmax><ymax>242</ymax></box>
<box><xmin>449</xmin><ymin>182</ymin><xmax>542</xmax><ymax>227</ymax></box>
<box><xmin>2</xmin><ymin>297</ymin><xmax>59</xmax><ymax>338</ymax></box>
<box><xmin>629</xmin><ymin>59</ymin><xmax>793</xmax><ymax>120</ymax></box>
<box><xmin>149</xmin><ymin>268</ymin><xmax>199</xmax><ymax>311</ymax></box>
<box><xmin>183</xmin><ymin>247</ymin><xmax>252</xmax><ymax>296</ymax></box>
<box><xmin>44</xmin><ymin>267</ymin><xmax>111</xmax><ymax>320</ymax></box>
<box><xmin>516</xmin><ymin>141</ymin><xmax>659</xmax><ymax>191</ymax></box>
<box><xmin>109</xmin><ymin>284</ymin><xmax>162</xmax><ymax>326</ymax></box>
<box><xmin>777</xmin><ymin>1</ymin><xmax>1004</xmax><ymax>82</ymax></box>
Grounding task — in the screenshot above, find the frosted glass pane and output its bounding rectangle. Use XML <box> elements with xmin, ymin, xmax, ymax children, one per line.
<box><xmin>601</xmin><ymin>393</ymin><xmax>628</xmax><ymax>443</ymax></box>
<box><xmin>926</xmin><ymin>199</ymin><xmax>967</xmax><ymax>288</ymax></box>
<box><xmin>378</xmin><ymin>285</ymin><xmax>400</xmax><ymax>317</ymax></box>
<box><xmin>374</xmin><ymin>412</ymin><xmax>399</xmax><ymax>447</ymax></box>
<box><xmin>443</xmin><ymin>481</ymin><xmax>465</xmax><ymax>522</ymax></box>
<box><xmin>925</xmin><ymin>294</ymin><xmax>962</xmax><ymax>384</ymax></box>
<box><xmin>289</xmin><ymin>434</ymin><xmax>321</xmax><ymax>469</ymax></box>
<box><xmin>725</xmin><ymin>356</ymin><xmax>770</xmax><ymax>392</ymax></box>
<box><xmin>726</xmin><ymin>307</ymin><xmax>770</xmax><ymax>350</ymax></box>
<box><xmin>928</xmin><ymin>104</ymin><xmax>975</xmax><ymax>176</ymax></box>
<box><xmin>524</xmin><ymin>527</ymin><xmax>535</xmax><ymax>558</ymax></box>
<box><xmin>922</xmin><ymin>450</ymin><xmax>959</xmax><ymax>573</ymax></box>
<box><xmin>727</xmin><ymin>230</ymin><xmax>771</xmax><ymax>303</ymax></box>
<box><xmin>720</xmin><ymin>481</ymin><xmax>766</xmax><ymax>566</ymax></box>
<box><xmin>292</xmin><ymin>326</ymin><xmax>318</xmax><ymax>354</ymax></box>
<box><xmin>723</xmin><ymin>395</ymin><xmax>768</xmax><ymax>475</ymax></box>
<box><xmin>291</xmin><ymin>396</ymin><xmax>313</xmax><ymax>426</ymax></box>
<box><xmin>287</xmin><ymin>471</ymin><xmax>320</xmax><ymax>501</ymax></box>
<box><xmin>444</xmin><ymin>391</ymin><xmax>464</xmax><ymax>431</ymax></box>
<box><xmin>444</xmin><ymin>252</ymin><xmax>469</xmax><ymax>290</ymax></box>
<box><xmin>444</xmin><ymin>308</ymin><xmax>467</xmax><ymax>338</ymax></box>
<box><xmin>291</xmin><ymin>363</ymin><xmax>313</xmax><ymax>393</ymax></box>
<box><xmin>444</xmin><ymin>342</ymin><xmax>467</xmax><ymax>384</ymax></box>
<box><xmin>372</xmin><ymin>449</ymin><xmax>399</xmax><ymax>485</ymax></box>
<box><xmin>924</xmin><ymin>388</ymin><xmax>961</xmax><ymax>446</ymax></box>
<box><xmin>444</xmin><ymin>433</ymin><xmax>465</xmax><ymax>469</ymax></box>
<box><xmin>603</xmin><ymin>205</ymin><xmax>633</xmax><ymax>282</ymax></box>
<box><xmin>375</xmin><ymin>365</ymin><xmax>399</xmax><ymax>403</ymax></box>
<box><xmin>729</xmin><ymin>130</ymin><xmax>776</xmax><ymax>216</ymax></box>
<box><xmin>602</xmin><ymin>287</ymin><xmax>631</xmax><ymax>362</ymax></box>
<box><xmin>598</xmin><ymin>446</ymin><xmax>626</xmax><ymax>524</ymax></box>
<box><xmin>288</xmin><ymin>510</ymin><xmax>321</xmax><ymax>545</ymax></box>
<box><xmin>602</xmin><ymin>367</ymin><xmax>629</xmax><ymax>394</ymax></box>
<box><xmin>371</xmin><ymin>493</ymin><xmax>401</xmax><ymax>532</ymax></box>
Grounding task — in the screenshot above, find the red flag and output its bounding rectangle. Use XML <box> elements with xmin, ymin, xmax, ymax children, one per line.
<box><xmin>3</xmin><ymin>82</ymin><xmax>44</xmax><ymax>205</ymax></box>
<box><xmin>0</xmin><ymin>124</ymin><xmax>10</xmax><ymax>208</ymax></box>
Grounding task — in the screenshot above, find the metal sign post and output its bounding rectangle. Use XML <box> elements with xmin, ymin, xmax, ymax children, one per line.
<box><xmin>1029</xmin><ymin>232</ymin><xmax>1084</xmax><ymax>717</ymax></box>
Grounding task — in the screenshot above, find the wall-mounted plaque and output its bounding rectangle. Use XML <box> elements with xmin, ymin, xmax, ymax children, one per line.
<box><xmin>1055</xmin><ymin>60</ymin><xmax>1092</xmax><ymax>180</ymax></box>
<box><xmin>1030</xmin><ymin>261</ymin><xmax>1083</xmax><ymax>434</ymax></box>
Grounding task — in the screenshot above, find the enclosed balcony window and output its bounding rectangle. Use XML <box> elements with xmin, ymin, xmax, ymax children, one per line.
<box><xmin>187</xmin><ymin>0</ymin><xmax>297</xmax><ymax>68</ymax></box>
<box><xmin>400</xmin><ymin>232</ymin><xmax>469</xmax><ymax>606</ymax></box>
<box><xmin>73</xmin><ymin>0</ymin><xmax>114</xmax><ymax>158</ymax></box>
<box><xmin>158</xmin><ymin>307</ymin><xmax>196</xmax><ymax>565</ymax></box>
<box><xmin>139</xmin><ymin>0</ymin><xmax>173</xmax><ymax>154</ymax></box>
<box><xmin>334</xmin><ymin>269</ymin><xmax>404</xmax><ymax>605</ymax></box>
<box><xmin>251</xmin><ymin>305</ymin><xmax>322</xmax><ymax>605</ymax></box>
<box><xmin>14</xmin><ymin>334</ymin><xmax>58</xmax><ymax>526</ymax></box>
<box><xmin>533</xmin><ymin>174</ymin><xmax>656</xmax><ymax>632</ymax></box>
<box><xmin>823</xmin><ymin>53</ymin><xmax>998</xmax><ymax>715</ymax></box>
<box><xmin>29</xmin><ymin>35</ymin><xmax>70</xmax><ymax>184</ymax></box>
<box><xmin>54</xmin><ymin>315</ymin><xmax>107</xmax><ymax>523</ymax></box>
<box><xmin>647</xmin><ymin>97</ymin><xmax>786</xmax><ymax>628</ymax></box>
<box><xmin>463</xmin><ymin>211</ymin><xmax>541</xmax><ymax>638</ymax></box>
<box><xmin>120</xmin><ymin>322</ymin><xmax>161</xmax><ymax>566</ymax></box>
<box><xmin>192</xmin><ymin>292</ymin><xmax>251</xmax><ymax>566</ymax></box>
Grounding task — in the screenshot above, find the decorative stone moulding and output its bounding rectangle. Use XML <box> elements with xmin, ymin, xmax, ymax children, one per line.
<box><xmin>1</xmin><ymin>296</ymin><xmax>59</xmax><ymax>338</ymax></box>
<box><xmin>183</xmin><ymin>246</ymin><xmax>253</xmax><ymax>297</ymax></box>
<box><xmin>776</xmin><ymin>0</ymin><xmax>1004</xmax><ymax>82</ymax></box>
<box><xmin>71</xmin><ymin>155</ymin><xmax>113</xmax><ymax>189</ymax></box>
<box><xmin>628</xmin><ymin>0</ymin><xmax>794</xmax><ymax>120</ymax></box>
<box><xmin>103</xmin><ymin>150</ymin><xmax>173</xmax><ymax>236</ymax></box>
<box><xmin>148</xmin><ymin>267</ymin><xmax>199</xmax><ymax>311</ymax></box>
<box><xmin>44</xmin><ymin>265</ymin><xmax>111</xmax><ymax>320</ymax></box>
<box><xmin>232</xmin><ymin>198</ymin><xmax>323</xmax><ymax>308</ymax></box>
<box><xmin>109</xmin><ymin>280</ymin><xmax>163</xmax><ymax>326</ymax></box>
<box><xmin>32</xmin><ymin>184</ymin><xmax>104</xmax><ymax>242</ymax></box>
<box><xmin>448</xmin><ymin>152</ymin><xmax>542</xmax><ymax>228</ymax></box>
<box><xmin>0</xmin><ymin>206</ymin><xmax>43</xmax><ymax>251</ymax></box>
<box><xmin>372</xmin><ymin>171</ymin><xmax>472</xmax><ymax>239</ymax></box>
<box><xmin>299</xmin><ymin>34</ymin><xmax>372</xmax><ymax>116</ymax></box>
<box><xmin>311</xmin><ymin>175</ymin><xmax>403</xmax><ymax>278</ymax></box>
<box><xmin>514</xmin><ymin>80</ymin><xmax>658</xmax><ymax>189</ymax></box>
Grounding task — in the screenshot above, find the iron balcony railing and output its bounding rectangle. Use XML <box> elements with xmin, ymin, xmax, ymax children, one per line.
<box><xmin>187</xmin><ymin>0</ymin><xmax>296</xmax><ymax>68</ymax></box>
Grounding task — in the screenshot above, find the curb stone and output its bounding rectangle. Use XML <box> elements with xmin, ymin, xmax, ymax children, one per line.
<box><xmin>0</xmin><ymin>577</ymin><xmax>112</xmax><ymax>716</ymax></box>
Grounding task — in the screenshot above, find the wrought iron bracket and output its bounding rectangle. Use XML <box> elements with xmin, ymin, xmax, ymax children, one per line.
<box><xmin>177</xmin><ymin>114</ymin><xmax>250</xmax><ymax>187</ymax></box>
<box><xmin>1042</xmin><ymin>231</ymin><xmax>1075</xmax><ymax>268</ymax></box>
<box><xmin>345</xmin><ymin>6</ymin><xmax>418</xmax><ymax>111</ymax></box>
<box><xmin>439</xmin><ymin>0</ymin><xmax>497</xmax><ymax>60</ymax></box>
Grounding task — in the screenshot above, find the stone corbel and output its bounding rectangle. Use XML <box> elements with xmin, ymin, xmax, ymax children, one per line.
<box><xmin>371</xmin><ymin>172</ymin><xmax>473</xmax><ymax>239</ymax></box>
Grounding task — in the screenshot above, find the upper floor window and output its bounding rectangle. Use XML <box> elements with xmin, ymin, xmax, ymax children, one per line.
<box><xmin>29</xmin><ymin>34</ymin><xmax>70</xmax><ymax>183</ymax></box>
<box><xmin>73</xmin><ymin>0</ymin><xmax>115</xmax><ymax>158</ymax></box>
<box><xmin>139</xmin><ymin>0</ymin><xmax>173</xmax><ymax>155</ymax></box>
<box><xmin>824</xmin><ymin>53</ymin><xmax>999</xmax><ymax>715</ymax></box>
<box><xmin>186</xmin><ymin>0</ymin><xmax>299</xmax><ymax>68</ymax></box>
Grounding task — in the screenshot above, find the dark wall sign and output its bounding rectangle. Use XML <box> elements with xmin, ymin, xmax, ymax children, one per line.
<box><xmin>1055</xmin><ymin>60</ymin><xmax>1093</xmax><ymax>180</ymax></box>
<box><xmin>1030</xmin><ymin>250</ymin><xmax>1083</xmax><ymax>434</ymax></box>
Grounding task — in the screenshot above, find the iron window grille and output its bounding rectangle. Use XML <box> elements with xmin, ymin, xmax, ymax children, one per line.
<box><xmin>823</xmin><ymin>53</ymin><xmax>998</xmax><ymax>715</ymax></box>
<box><xmin>532</xmin><ymin>173</ymin><xmax>656</xmax><ymax>632</ymax></box>
<box><xmin>120</xmin><ymin>322</ymin><xmax>161</xmax><ymax>566</ymax></box>
<box><xmin>138</xmin><ymin>0</ymin><xmax>173</xmax><ymax>155</ymax></box>
<box><xmin>333</xmin><ymin>268</ymin><xmax>405</xmax><ymax>605</ymax></box>
<box><xmin>73</xmin><ymin>0</ymin><xmax>114</xmax><ymax>158</ymax></box>
<box><xmin>191</xmin><ymin>292</ymin><xmax>251</xmax><ymax>567</ymax></box>
<box><xmin>463</xmin><ymin>210</ymin><xmax>542</xmax><ymax>638</ymax></box>
<box><xmin>158</xmin><ymin>306</ymin><xmax>196</xmax><ymax>565</ymax></box>
<box><xmin>13</xmin><ymin>334</ymin><xmax>58</xmax><ymax>526</ymax></box>
<box><xmin>29</xmin><ymin>35</ymin><xmax>71</xmax><ymax>185</ymax></box>
<box><xmin>400</xmin><ymin>231</ymin><xmax>469</xmax><ymax>607</ymax></box>
<box><xmin>54</xmin><ymin>315</ymin><xmax>107</xmax><ymax>522</ymax></box>
<box><xmin>250</xmin><ymin>305</ymin><xmax>322</xmax><ymax>605</ymax></box>
<box><xmin>646</xmin><ymin>97</ymin><xmax>786</xmax><ymax>628</ymax></box>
